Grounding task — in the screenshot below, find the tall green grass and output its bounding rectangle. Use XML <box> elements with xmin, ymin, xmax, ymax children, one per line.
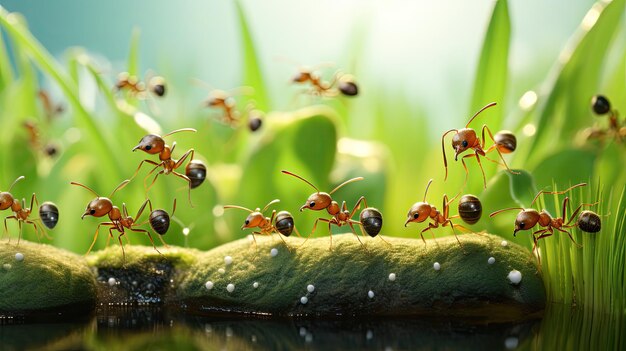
<box><xmin>0</xmin><ymin>0</ymin><xmax>625</xmax><ymax>315</ymax></box>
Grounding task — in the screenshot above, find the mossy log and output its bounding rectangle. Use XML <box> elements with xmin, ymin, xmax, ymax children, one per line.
<box><xmin>1</xmin><ymin>233</ymin><xmax>545</xmax><ymax>321</ymax></box>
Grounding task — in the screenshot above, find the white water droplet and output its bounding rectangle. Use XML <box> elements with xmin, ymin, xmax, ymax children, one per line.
<box><xmin>227</xmin><ymin>283</ymin><xmax>235</xmax><ymax>293</ymax></box>
<box><xmin>300</xmin><ymin>296</ymin><xmax>308</xmax><ymax>304</ymax></box>
<box><xmin>508</xmin><ymin>270</ymin><xmax>522</xmax><ymax>285</ymax></box>
<box><xmin>505</xmin><ymin>336</ymin><xmax>519</xmax><ymax>349</ymax></box>
<box><xmin>307</xmin><ymin>284</ymin><xmax>315</xmax><ymax>293</ymax></box>
<box><xmin>182</xmin><ymin>227</ymin><xmax>190</xmax><ymax>236</ymax></box>
<box><xmin>224</xmin><ymin>256</ymin><xmax>233</xmax><ymax>265</ymax></box>
<box><xmin>108</xmin><ymin>278</ymin><xmax>116</xmax><ymax>286</ymax></box>
<box><xmin>501</xmin><ymin>240</ymin><xmax>508</xmax><ymax>247</ymax></box>
<box><xmin>253</xmin><ymin>282</ymin><xmax>259</xmax><ymax>289</ymax></box>
<box><xmin>488</xmin><ymin>257</ymin><xmax>496</xmax><ymax>265</ymax></box>
<box><xmin>205</xmin><ymin>281</ymin><xmax>214</xmax><ymax>290</ymax></box>
<box><xmin>368</xmin><ymin>290</ymin><xmax>375</xmax><ymax>299</ymax></box>
<box><xmin>14</xmin><ymin>253</ymin><xmax>24</xmax><ymax>262</ymax></box>
<box><xmin>270</xmin><ymin>248</ymin><xmax>278</xmax><ymax>257</ymax></box>
<box><xmin>218</xmin><ymin>268</ymin><xmax>225</xmax><ymax>274</ymax></box>
<box><xmin>433</xmin><ymin>262</ymin><xmax>441</xmax><ymax>271</ymax></box>
<box><xmin>3</xmin><ymin>263</ymin><xmax>12</xmax><ymax>270</ymax></box>
<box><xmin>388</xmin><ymin>273</ymin><xmax>396</xmax><ymax>281</ymax></box>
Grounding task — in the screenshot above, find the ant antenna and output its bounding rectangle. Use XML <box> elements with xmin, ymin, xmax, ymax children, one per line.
<box><xmin>489</xmin><ymin>207</ymin><xmax>525</xmax><ymax>217</ymax></box>
<box><xmin>281</xmin><ymin>170</ymin><xmax>320</xmax><ymax>193</ymax></box>
<box><xmin>262</xmin><ymin>199</ymin><xmax>280</xmax><ymax>213</ymax></box>
<box><xmin>441</xmin><ymin>129</ymin><xmax>458</xmax><ymax>181</ymax></box>
<box><xmin>330</xmin><ymin>177</ymin><xmax>364</xmax><ymax>195</ymax></box>
<box><xmin>162</xmin><ymin>128</ymin><xmax>197</xmax><ymax>138</ymax></box>
<box><xmin>70</xmin><ymin>182</ymin><xmax>100</xmax><ymax>197</ymax></box>
<box><xmin>466</xmin><ymin>102</ymin><xmax>497</xmax><ymax>128</ymax></box>
<box><xmin>223</xmin><ymin>205</ymin><xmax>254</xmax><ymax>213</ymax></box>
<box><xmin>8</xmin><ymin>176</ymin><xmax>25</xmax><ymax>192</ymax></box>
<box><xmin>423</xmin><ymin>179</ymin><xmax>434</xmax><ymax>202</ymax></box>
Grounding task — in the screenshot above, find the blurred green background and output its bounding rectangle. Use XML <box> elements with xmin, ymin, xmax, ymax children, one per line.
<box><xmin>0</xmin><ymin>0</ymin><xmax>623</xmax><ymax>255</ymax></box>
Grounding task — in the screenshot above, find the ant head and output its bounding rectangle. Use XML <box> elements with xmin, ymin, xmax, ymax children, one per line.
<box><xmin>451</xmin><ymin>129</ymin><xmax>477</xmax><ymax>160</ymax></box>
<box><xmin>82</xmin><ymin>198</ymin><xmax>113</xmax><ymax>219</ymax></box>
<box><xmin>132</xmin><ymin>134</ymin><xmax>165</xmax><ymax>154</ymax></box>
<box><xmin>242</xmin><ymin>212</ymin><xmax>265</xmax><ymax>229</ymax></box>
<box><xmin>292</xmin><ymin>71</ymin><xmax>311</xmax><ymax>83</ymax></box>
<box><xmin>300</xmin><ymin>192</ymin><xmax>332</xmax><ymax>212</ymax></box>
<box><xmin>0</xmin><ymin>192</ymin><xmax>15</xmax><ymax>210</ymax></box>
<box><xmin>513</xmin><ymin>209</ymin><xmax>540</xmax><ymax>236</ymax></box>
<box><xmin>405</xmin><ymin>202</ymin><xmax>431</xmax><ymax>226</ymax></box>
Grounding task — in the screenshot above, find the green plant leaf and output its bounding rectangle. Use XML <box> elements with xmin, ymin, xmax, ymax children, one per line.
<box><xmin>127</xmin><ymin>28</ymin><xmax>140</xmax><ymax>76</ymax></box>
<box><xmin>530</xmin><ymin>148</ymin><xmax>597</xmax><ymax>190</ymax></box>
<box><xmin>526</xmin><ymin>0</ymin><xmax>626</xmax><ymax>167</ymax></box>
<box><xmin>506</xmin><ymin>169</ymin><xmax>536</xmax><ymax>207</ymax></box>
<box><xmin>234</xmin><ymin>0</ymin><xmax>269</xmax><ymax>111</ymax></box>
<box><xmin>468</xmin><ymin>0</ymin><xmax>510</xmax><ymax>131</ymax></box>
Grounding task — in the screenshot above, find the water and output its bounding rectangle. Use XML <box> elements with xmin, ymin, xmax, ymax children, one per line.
<box><xmin>1</xmin><ymin>304</ymin><xmax>623</xmax><ymax>351</ymax></box>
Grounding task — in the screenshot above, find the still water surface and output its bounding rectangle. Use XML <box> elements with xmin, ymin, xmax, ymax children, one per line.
<box><xmin>1</xmin><ymin>304</ymin><xmax>623</xmax><ymax>350</ymax></box>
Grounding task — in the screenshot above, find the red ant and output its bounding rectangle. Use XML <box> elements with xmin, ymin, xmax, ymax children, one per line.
<box><xmin>292</xmin><ymin>66</ymin><xmax>358</xmax><ymax>97</ymax></box>
<box><xmin>442</xmin><ymin>102</ymin><xmax>518</xmax><ymax>188</ymax></box>
<box><xmin>131</xmin><ymin>128</ymin><xmax>197</xmax><ymax>206</ymax></box>
<box><xmin>282</xmin><ymin>170</ymin><xmax>383</xmax><ymax>250</ymax></box>
<box><xmin>404</xmin><ymin>179</ymin><xmax>468</xmax><ymax>248</ymax></box>
<box><xmin>71</xmin><ymin>180</ymin><xmax>165</xmax><ymax>260</ymax></box>
<box><xmin>490</xmin><ymin>183</ymin><xmax>597</xmax><ymax>263</ymax></box>
<box><xmin>0</xmin><ymin>176</ymin><xmax>49</xmax><ymax>244</ymax></box>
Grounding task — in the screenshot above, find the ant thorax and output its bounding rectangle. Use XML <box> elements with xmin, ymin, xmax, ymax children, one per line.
<box><xmin>159</xmin><ymin>146</ymin><xmax>173</xmax><ymax>161</ymax></box>
<box><xmin>109</xmin><ymin>206</ymin><xmax>122</xmax><ymax>221</ymax></box>
<box><xmin>327</xmin><ymin>201</ymin><xmax>340</xmax><ymax>215</ymax></box>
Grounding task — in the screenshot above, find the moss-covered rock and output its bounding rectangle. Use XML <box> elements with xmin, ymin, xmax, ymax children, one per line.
<box><xmin>0</xmin><ymin>241</ymin><xmax>96</xmax><ymax>313</ymax></box>
<box><xmin>1</xmin><ymin>233</ymin><xmax>545</xmax><ymax>321</ymax></box>
<box><xmin>178</xmin><ymin>233</ymin><xmax>545</xmax><ymax>321</ymax></box>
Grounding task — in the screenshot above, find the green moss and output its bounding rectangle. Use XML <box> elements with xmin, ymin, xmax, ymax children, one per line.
<box><xmin>178</xmin><ymin>233</ymin><xmax>545</xmax><ymax>320</ymax></box>
<box><xmin>0</xmin><ymin>240</ymin><xmax>96</xmax><ymax>312</ymax></box>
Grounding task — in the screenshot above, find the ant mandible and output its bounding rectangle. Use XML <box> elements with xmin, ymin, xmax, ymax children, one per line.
<box><xmin>0</xmin><ymin>176</ymin><xmax>49</xmax><ymax>245</ymax></box>
<box><xmin>281</xmin><ymin>170</ymin><xmax>376</xmax><ymax>250</ymax></box>
<box><xmin>404</xmin><ymin>179</ymin><xmax>467</xmax><ymax>248</ymax></box>
<box><xmin>224</xmin><ymin>199</ymin><xmax>300</xmax><ymax>249</ymax></box>
<box><xmin>489</xmin><ymin>183</ymin><xmax>597</xmax><ymax>263</ymax></box>
<box><xmin>71</xmin><ymin>180</ymin><xmax>164</xmax><ymax>260</ymax></box>
<box><xmin>442</xmin><ymin>102</ymin><xmax>518</xmax><ymax>188</ymax></box>
<box><xmin>131</xmin><ymin>128</ymin><xmax>197</xmax><ymax>205</ymax></box>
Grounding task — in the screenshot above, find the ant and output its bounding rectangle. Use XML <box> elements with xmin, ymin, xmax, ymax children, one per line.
<box><xmin>115</xmin><ymin>72</ymin><xmax>166</xmax><ymax>99</ymax></box>
<box><xmin>223</xmin><ymin>199</ymin><xmax>300</xmax><ymax>249</ymax></box>
<box><xmin>281</xmin><ymin>170</ymin><xmax>383</xmax><ymax>250</ymax></box>
<box><xmin>37</xmin><ymin>90</ymin><xmax>64</xmax><ymax>121</ymax></box>
<box><xmin>442</xmin><ymin>102</ymin><xmax>518</xmax><ymax>188</ymax></box>
<box><xmin>131</xmin><ymin>128</ymin><xmax>197</xmax><ymax>205</ymax></box>
<box><xmin>291</xmin><ymin>66</ymin><xmax>359</xmax><ymax>97</ymax></box>
<box><xmin>0</xmin><ymin>176</ymin><xmax>49</xmax><ymax>245</ymax></box>
<box><xmin>489</xmin><ymin>183</ymin><xmax>597</xmax><ymax>263</ymax></box>
<box><xmin>71</xmin><ymin>180</ymin><xmax>164</xmax><ymax>260</ymax></box>
<box><xmin>585</xmin><ymin>94</ymin><xmax>625</xmax><ymax>143</ymax></box>
<box><xmin>23</xmin><ymin>120</ymin><xmax>60</xmax><ymax>158</ymax></box>
<box><xmin>404</xmin><ymin>179</ymin><xmax>468</xmax><ymax>248</ymax></box>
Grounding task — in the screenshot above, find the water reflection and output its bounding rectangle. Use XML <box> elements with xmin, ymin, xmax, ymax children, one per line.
<box><xmin>0</xmin><ymin>304</ymin><xmax>623</xmax><ymax>350</ymax></box>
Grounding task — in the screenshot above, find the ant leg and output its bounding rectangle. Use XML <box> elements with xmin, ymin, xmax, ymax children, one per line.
<box><xmin>4</xmin><ymin>216</ymin><xmax>17</xmax><ymax>243</ymax></box>
<box><xmin>173</xmin><ymin>149</ymin><xmax>195</xmax><ymax>170</ymax></box>
<box><xmin>130</xmin><ymin>227</ymin><xmax>162</xmax><ymax>254</ymax></box>
<box><xmin>349</xmin><ymin>196</ymin><xmax>368</xmax><ymax>218</ymax></box>
<box><xmin>29</xmin><ymin>193</ymin><xmax>39</xmax><ymax>211</ymax></box>
<box><xmin>564</xmin><ymin>202</ymin><xmax>599</xmax><ymax>226</ymax></box>
<box><xmin>86</xmin><ymin>222</ymin><xmax>115</xmax><ymax>256</ymax></box>
<box><xmin>443</xmin><ymin>219</ymin><xmax>464</xmax><ymax>249</ymax></box>
<box><xmin>17</xmin><ymin>221</ymin><xmax>23</xmax><ymax>246</ymax></box>
<box><xmin>275</xmin><ymin>232</ymin><xmax>292</xmax><ymax>252</ymax></box>
<box><xmin>134</xmin><ymin>199</ymin><xmax>151</xmax><ymax>221</ymax></box>
<box><xmin>131</xmin><ymin>159</ymin><xmax>161</xmax><ymax>181</ymax></box>
<box><xmin>117</xmin><ymin>231</ymin><xmax>127</xmax><ymax>263</ymax></box>
<box><xmin>348</xmin><ymin>220</ymin><xmax>366</xmax><ymax>247</ymax></box>
<box><xmin>482</xmin><ymin>125</ymin><xmax>519</xmax><ymax>175</ymax></box>
<box><xmin>460</xmin><ymin>153</ymin><xmax>479</xmax><ymax>189</ymax></box>
<box><xmin>145</xmin><ymin>169</ymin><xmax>165</xmax><ymax>194</ymax></box>
<box><xmin>555</xmin><ymin>227</ymin><xmax>582</xmax><ymax>248</ymax></box>
<box><xmin>172</xmin><ymin>171</ymin><xmax>194</xmax><ymax>207</ymax></box>
<box><xmin>419</xmin><ymin>223</ymin><xmax>438</xmax><ymax>245</ymax></box>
